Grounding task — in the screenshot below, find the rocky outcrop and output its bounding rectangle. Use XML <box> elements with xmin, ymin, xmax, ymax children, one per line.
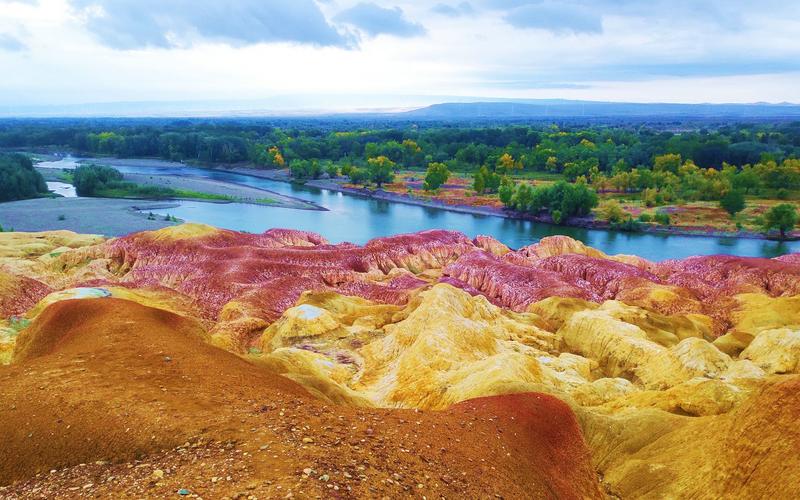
<box><xmin>636</xmin><ymin>338</ymin><xmax>732</xmax><ymax>389</ymax></box>
<box><xmin>740</xmin><ymin>328</ymin><xmax>800</xmax><ymax>373</ymax></box>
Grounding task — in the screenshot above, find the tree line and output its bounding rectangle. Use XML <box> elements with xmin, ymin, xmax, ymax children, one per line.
<box><xmin>2</xmin><ymin>120</ymin><xmax>799</xmax><ymax>174</ymax></box>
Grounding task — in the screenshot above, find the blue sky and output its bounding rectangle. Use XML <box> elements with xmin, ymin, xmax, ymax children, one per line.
<box><xmin>1</xmin><ymin>0</ymin><xmax>799</xmax><ymax>110</ymax></box>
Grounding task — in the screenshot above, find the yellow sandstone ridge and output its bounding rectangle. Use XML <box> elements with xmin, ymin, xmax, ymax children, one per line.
<box><xmin>244</xmin><ymin>283</ymin><xmax>771</xmax><ymax>423</ymax></box>
<box><xmin>741</xmin><ymin>328</ymin><xmax>800</xmax><ymax>374</ymax></box>
<box><xmin>135</xmin><ymin>222</ymin><xmax>221</xmax><ymax>242</ymax></box>
<box><xmin>512</xmin><ymin>235</ymin><xmax>654</xmax><ymax>270</ymax></box>
<box><xmin>0</xmin><ymin>230</ymin><xmax>104</xmax><ymax>259</ymax></box>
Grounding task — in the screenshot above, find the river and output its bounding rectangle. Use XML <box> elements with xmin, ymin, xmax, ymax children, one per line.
<box><xmin>37</xmin><ymin>156</ymin><xmax>799</xmax><ymax>260</ymax></box>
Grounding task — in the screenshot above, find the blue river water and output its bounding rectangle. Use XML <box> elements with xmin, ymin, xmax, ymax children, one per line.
<box><xmin>39</xmin><ymin>157</ymin><xmax>799</xmax><ymax>260</ymax></box>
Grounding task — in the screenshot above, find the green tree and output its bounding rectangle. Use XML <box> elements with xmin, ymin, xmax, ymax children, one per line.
<box><xmin>516</xmin><ymin>181</ymin><xmax>598</xmax><ymax>221</ymax></box>
<box><xmin>349</xmin><ymin>167</ymin><xmax>369</xmax><ymax>185</ymax></box>
<box><xmin>473</xmin><ymin>167</ymin><xmax>487</xmax><ymax>194</ymax></box>
<box><xmin>498</xmin><ymin>177</ymin><xmax>515</xmax><ymax>206</ymax></box>
<box><xmin>732</xmin><ymin>167</ymin><xmax>761</xmax><ymax>194</ymax></box>
<box><xmin>73</xmin><ymin>164</ymin><xmax>123</xmax><ymax>196</ymax></box>
<box><xmin>289</xmin><ymin>159</ymin><xmax>322</xmax><ymax>180</ymax></box>
<box><xmin>653</xmin><ymin>153</ymin><xmax>682</xmax><ymax>174</ymax></box>
<box><xmin>0</xmin><ymin>154</ymin><xmax>48</xmax><ymax>201</ymax></box>
<box><xmin>473</xmin><ymin>165</ymin><xmax>501</xmax><ymax>194</ymax></box>
<box><xmin>367</xmin><ymin>156</ymin><xmax>395</xmax><ymax>188</ymax></box>
<box><xmin>423</xmin><ymin>162</ymin><xmax>450</xmax><ymax>191</ymax></box>
<box><xmin>719</xmin><ymin>189</ymin><xmax>746</xmax><ymax>218</ymax></box>
<box><xmin>511</xmin><ymin>183</ymin><xmax>534</xmax><ymax>211</ymax></box>
<box><xmin>763</xmin><ymin>203</ymin><xmax>798</xmax><ymax>239</ymax></box>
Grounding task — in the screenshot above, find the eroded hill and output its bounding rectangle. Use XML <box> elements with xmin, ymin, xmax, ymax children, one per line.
<box><xmin>1</xmin><ymin>224</ymin><xmax>800</xmax><ymax>498</ymax></box>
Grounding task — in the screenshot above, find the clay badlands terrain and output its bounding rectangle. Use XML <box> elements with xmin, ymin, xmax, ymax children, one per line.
<box><xmin>2</xmin><ymin>224</ymin><xmax>800</xmax><ymax>498</ymax></box>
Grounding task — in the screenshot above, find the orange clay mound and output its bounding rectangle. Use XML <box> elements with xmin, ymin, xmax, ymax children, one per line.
<box><xmin>0</xmin><ymin>297</ymin><xmax>601</xmax><ymax>498</ymax></box>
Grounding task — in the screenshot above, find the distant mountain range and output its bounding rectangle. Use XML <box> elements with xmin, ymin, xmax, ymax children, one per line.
<box><xmin>401</xmin><ymin>100</ymin><xmax>800</xmax><ymax>119</ymax></box>
<box><xmin>3</xmin><ymin>98</ymin><xmax>800</xmax><ymax>119</ymax></box>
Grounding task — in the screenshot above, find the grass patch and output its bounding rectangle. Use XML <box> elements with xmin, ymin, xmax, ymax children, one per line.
<box><xmin>512</xmin><ymin>171</ymin><xmax>564</xmax><ymax>182</ymax></box>
<box><xmin>95</xmin><ymin>182</ymin><xmax>234</xmax><ymax>201</ymax></box>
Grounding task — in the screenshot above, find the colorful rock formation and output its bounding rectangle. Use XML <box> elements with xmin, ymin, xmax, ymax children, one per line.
<box><xmin>1</xmin><ymin>225</ymin><xmax>800</xmax><ymax>497</ymax></box>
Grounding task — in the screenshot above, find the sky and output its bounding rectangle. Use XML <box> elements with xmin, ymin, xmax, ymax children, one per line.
<box><xmin>1</xmin><ymin>0</ymin><xmax>800</xmax><ymax>112</ymax></box>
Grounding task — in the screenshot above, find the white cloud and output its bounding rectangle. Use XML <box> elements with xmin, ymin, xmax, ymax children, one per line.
<box><xmin>335</xmin><ymin>2</ymin><xmax>425</xmax><ymax>38</ymax></box>
<box><xmin>71</xmin><ymin>0</ymin><xmax>351</xmax><ymax>48</ymax></box>
<box><xmin>1</xmin><ymin>0</ymin><xmax>799</xmax><ymax>108</ymax></box>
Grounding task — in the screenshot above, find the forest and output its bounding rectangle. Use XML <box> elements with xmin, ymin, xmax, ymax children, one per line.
<box><xmin>2</xmin><ymin>119</ymin><xmax>799</xmax><ymax>172</ymax></box>
<box><xmin>1</xmin><ymin>118</ymin><xmax>799</xmax><ymax>237</ymax></box>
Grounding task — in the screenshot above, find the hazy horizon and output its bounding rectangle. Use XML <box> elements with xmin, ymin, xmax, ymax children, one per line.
<box><xmin>5</xmin><ymin>95</ymin><xmax>800</xmax><ymax>119</ymax></box>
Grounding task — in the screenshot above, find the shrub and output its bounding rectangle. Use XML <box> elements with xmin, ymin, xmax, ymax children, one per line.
<box><xmin>611</xmin><ymin>216</ymin><xmax>642</xmax><ymax>232</ymax></box>
<box><xmin>597</xmin><ymin>200</ymin><xmax>629</xmax><ymax>223</ymax></box>
<box><xmin>638</xmin><ymin>212</ymin><xmax>653</xmax><ymax>223</ymax></box>
<box><xmin>641</xmin><ymin>188</ymin><xmax>662</xmax><ymax>207</ymax></box>
<box><xmin>654</xmin><ymin>211</ymin><xmax>671</xmax><ymax>225</ymax></box>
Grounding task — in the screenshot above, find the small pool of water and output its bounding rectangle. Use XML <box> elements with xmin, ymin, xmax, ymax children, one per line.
<box><xmin>47</xmin><ymin>181</ymin><xmax>77</xmax><ymax>198</ymax></box>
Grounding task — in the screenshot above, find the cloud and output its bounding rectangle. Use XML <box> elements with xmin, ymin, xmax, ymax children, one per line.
<box><xmin>335</xmin><ymin>2</ymin><xmax>425</xmax><ymax>38</ymax></box>
<box><xmin>502</xmin><ymin>2</ymin><xmax>602</xmax><ymax>33</ymax></box>
<box><xmin>0</xmin><ymin>34</ymin><xmax>26</xmax><ymax>51</ymax></box>
<box><xmin>71</xmin><ymin>0</ymin><xmax>351</xmax><ymax>49</ymax></box>
<box><xmin>486</xmin><ymin>0</ymin><xmax>782</xmax><ymax>34</ymax></box>
<box><xmin>431</xmin><ymin>2</ymin><xmax>474</xmax><ymax>17</ymax></box>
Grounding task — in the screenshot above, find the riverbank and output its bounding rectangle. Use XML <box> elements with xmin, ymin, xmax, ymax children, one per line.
<box><xmin>216</xmin><ymin>165</ymin><xmax>796</xmax><ymax>242</ymax></box>
<box><xmin>0</xmin><ymin>198</ymin><xmax>180</xmax><ymax>236</ymax></box>
<box><xmin>120</xmin><ymin>173</ymin><xmax>322</xmax><ymax>210</ymax></box>
<box><xmin>35</xmin><ymin>160</ymin><xmax>324</xmax><ymax>211</ymax></box>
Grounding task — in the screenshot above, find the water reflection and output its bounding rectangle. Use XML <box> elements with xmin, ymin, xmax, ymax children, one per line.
<box><xmin>35</xmin><ymin>156</ymin><xmax>800</xmax><ymax>260</ymax></box>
